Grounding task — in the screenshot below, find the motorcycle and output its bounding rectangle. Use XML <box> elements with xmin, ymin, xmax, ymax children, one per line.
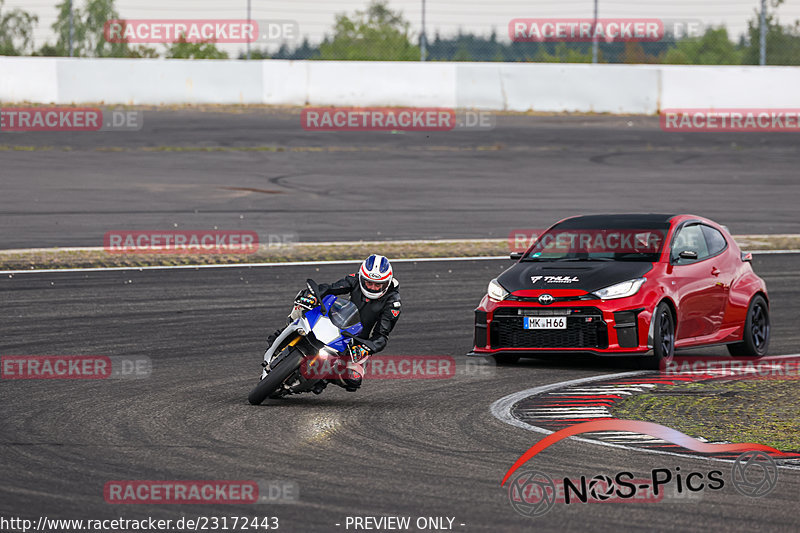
<box><xmin>248</xmin><ymin>279</ymin><xmax>376</xmax><ymax>405</ymax></box>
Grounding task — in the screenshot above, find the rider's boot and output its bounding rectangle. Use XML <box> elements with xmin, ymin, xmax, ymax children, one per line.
<box><xmin>326</xmin><ymin>370</ymin><xmax>363</xmax><ymax>392</ymax></box>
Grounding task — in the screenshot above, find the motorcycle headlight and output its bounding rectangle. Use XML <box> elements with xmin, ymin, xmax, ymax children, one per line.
<box><xmin>488</xmin><ymin>278</ymin><xmax>509</xmax><ymax>302</ymax></box>
<box><xmin>592</xmin><ymin>278</ymin><xmax>646</xmax><ymax>300</ymax></box>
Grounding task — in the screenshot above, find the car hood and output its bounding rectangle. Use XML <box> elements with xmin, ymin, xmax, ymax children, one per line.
<box><xmin>497</xmin><ymin>261</ymin><xmax>655</xmax><ymax>294</ymax></box>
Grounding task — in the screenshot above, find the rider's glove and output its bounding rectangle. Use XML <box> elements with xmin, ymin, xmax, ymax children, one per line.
<box><xmin>349</xmin><ymin>344</ymin><xmax>371</xmax><ymax>364</ymax></box>
<box><xmin>294</xmin><ymin>293</ymin><xmax>318</xmax><ymax>310</ymax></box>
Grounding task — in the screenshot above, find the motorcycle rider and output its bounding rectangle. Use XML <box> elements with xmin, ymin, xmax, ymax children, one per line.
<box><xmin>266</xmin><ymin>254</ymin><xmax>401</xmax><ymax>392</ymax></box>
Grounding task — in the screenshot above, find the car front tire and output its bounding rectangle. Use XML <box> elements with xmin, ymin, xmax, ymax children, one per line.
<box><xmin>639</xmin><ymin>302</ymin><xmax>675</xmax><ymax>370</ymax></box>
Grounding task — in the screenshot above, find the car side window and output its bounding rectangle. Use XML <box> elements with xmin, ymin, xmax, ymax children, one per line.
<box><xmin>701</xmin><ymin>225</ymin><xmax>727</xmax><ymax>256</ymax></box>
<box><xmin>672</xmin><ymin>224</ymin><xmax>710</xmax><ymax>264</ymax></box>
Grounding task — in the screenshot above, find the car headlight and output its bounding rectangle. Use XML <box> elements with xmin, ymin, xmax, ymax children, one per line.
<box><xmin>592</xmin><ymin>278</ymin><xmax>646</xmax><ymax>300</ymax></box>
<box><xmin>488</xmin><ymin>278</ymin><xmax>509</xmax><ymax>302</ymax></box>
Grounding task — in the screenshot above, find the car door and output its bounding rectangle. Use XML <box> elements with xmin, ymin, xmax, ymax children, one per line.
<box><xmin>668</xmin><ymin>223</ymin><xmax>728</xmax><ymax>340</ymax></box>
<box><xmin>700</xmin><ymin>224</ymin><xmax>734</xmax><ymax>329</ymax></box>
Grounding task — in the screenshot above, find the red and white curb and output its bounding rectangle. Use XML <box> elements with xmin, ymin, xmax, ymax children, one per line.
<box><xmin>491</xmin><ymin>368</ymin><xmax>800</xmax><ymax>468</ymax></box>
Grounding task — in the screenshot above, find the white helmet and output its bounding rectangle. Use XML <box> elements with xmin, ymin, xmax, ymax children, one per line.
<box><xmin>359</xmin><ymin>254</ymin><xmax>393</xmax><ymax>299</ymax></box>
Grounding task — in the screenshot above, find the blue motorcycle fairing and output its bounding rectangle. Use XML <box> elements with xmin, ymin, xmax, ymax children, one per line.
<box><xmin>296</xmin><ymin>295</ymin><xmax>364</xmax><ymax>353</ymax></box>
<box><xmin>302</xmin><ymin>303</ymin><xmax>324</xmax><ymax>329</ymax></box>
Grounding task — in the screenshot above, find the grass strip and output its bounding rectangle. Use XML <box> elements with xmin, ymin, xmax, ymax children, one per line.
<box><xmin>0</xmin><ymin>235</ymin><xmax>797</xmax><ymax>271</ymax></box>
<box><xmin>611</xmin><ymin>379</ymin><xmax>800</xmax><ymax>452</ymax></box>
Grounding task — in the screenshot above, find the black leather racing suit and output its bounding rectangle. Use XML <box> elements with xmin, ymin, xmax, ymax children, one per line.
<box><xmin>316</xmin><ymin>273</ymin><xmax>402</xmax><ymax>355</ymax></box>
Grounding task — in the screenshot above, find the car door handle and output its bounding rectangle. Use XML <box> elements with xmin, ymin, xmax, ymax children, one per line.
<box><xmin>711</xmin><ymin>267</ymin><xmax>721</xmax><ymax>276</ymax></box>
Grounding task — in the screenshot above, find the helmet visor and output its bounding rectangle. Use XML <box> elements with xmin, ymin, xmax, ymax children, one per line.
<box><xmin>360</xmin><ymin>276</ymin><xmax>390</xmax><ymax>296</ymax></box>
<box><xmin>363</xmin><ymin>279</ymin><xmax>388</xmax><ymax>292</ymax></box>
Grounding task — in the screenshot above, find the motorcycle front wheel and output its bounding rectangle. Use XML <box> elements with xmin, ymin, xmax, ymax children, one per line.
<box><xmin>247</xmin><ymin>347</ymin><xmax>305</xmax><ymax>405</ymax></box>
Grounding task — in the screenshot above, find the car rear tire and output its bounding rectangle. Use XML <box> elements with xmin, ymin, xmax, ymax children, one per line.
<box><xmin>727</xmin><ymin>295</ymin><xmax>769</xmax><ymax>358</ymax></box>
<box><xmin>639</xmin><ymin>302</ymin><xmax>675</xmax><ymax>370</ymax></box>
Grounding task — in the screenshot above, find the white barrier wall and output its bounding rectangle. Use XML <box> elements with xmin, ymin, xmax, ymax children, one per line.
<box><xmin>2</xmin><ymin>56</ymin><xmax>800</xmax><ymax>113</ymax></box>
<box><xmin>0</xmin><ymin>57</ymin><xmax>59</xmax><ymax>103</ymax></box>
<box><xmin>469</xmin><ymin>63</ymin><xmax>660</xmax><ymax>114</ymax></box>
<box><xmin>658</xmin><ymin>65</ymin><xmax>800</xmax><ymax>109</ymax></box>
<box><xmin>304</xmin><ymin>61</ymin><xmax>457</xmax><ymax>108</ymax></box>
<box><xmin>56</xmin><ymin>58</ymin><xmax>264</xmax><ymax>105</ymax></box>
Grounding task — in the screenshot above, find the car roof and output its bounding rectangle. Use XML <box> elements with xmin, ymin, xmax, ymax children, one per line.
<box><xmin>554</xmin><ymin>213</ymin><xmax>677</xmax><ymax>229</ymax></box>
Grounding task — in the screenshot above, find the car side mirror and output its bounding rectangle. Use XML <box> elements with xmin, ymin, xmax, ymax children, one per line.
<box><xmin>678</xmin><ymin>250</ymin><xmax>698</xmax><ymax>260</ymax></box>
<box><xmin>509</xmin><ymin>252</ymin><xmax>523</xmax><ymax>260</ymax></box>
<box><xmin>741</xmin><ymin>251</ymin><xmax>753</xmax><ymax>262</ymax></box>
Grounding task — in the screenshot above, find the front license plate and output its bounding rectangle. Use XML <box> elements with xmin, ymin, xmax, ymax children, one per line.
<box><xmin>524</xmin><ymin>316</ymin><xmax>567</xmax><ymax>329</ymax></box>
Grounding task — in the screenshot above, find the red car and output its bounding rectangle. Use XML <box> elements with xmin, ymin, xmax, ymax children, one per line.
<box><xmin>470</xmin><ymin>214</ymin><xmax>770</xmax><ymax>368</ymax></box>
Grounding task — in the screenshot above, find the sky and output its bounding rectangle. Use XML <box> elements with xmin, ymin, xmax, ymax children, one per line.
<box><xmin>7</xmin><ymin>0</ymin><xmax>800</xmax><ymax>56</ymax></box>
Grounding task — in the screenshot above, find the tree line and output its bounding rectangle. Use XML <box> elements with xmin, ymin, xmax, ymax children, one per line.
<box><xmin>1</xmin><ymin>0</ymin><xmax>799</xmax><ymax>65</ymax></box>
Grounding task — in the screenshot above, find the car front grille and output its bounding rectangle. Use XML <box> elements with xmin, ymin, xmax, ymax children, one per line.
<box><xmin>490</xmin><ymin>308</ymin><xmax>608</xmax><ymax>349</ymax></box>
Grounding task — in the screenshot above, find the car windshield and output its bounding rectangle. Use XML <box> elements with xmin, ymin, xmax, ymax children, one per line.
<box><xmin>523</xmin><ymin>224</ymin><xmax>668</xmax><ymax>263</ymax></box>
<box><xmin>328</xmin><ymin>298</ymin><xmax>361</xmax><ymax>329</ymax></box>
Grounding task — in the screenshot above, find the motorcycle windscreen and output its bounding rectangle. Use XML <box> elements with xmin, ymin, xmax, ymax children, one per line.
<box><xmin>328</xmin><ymin>297</ymin><xmax>362</xmax><ymax>330</ymax></box>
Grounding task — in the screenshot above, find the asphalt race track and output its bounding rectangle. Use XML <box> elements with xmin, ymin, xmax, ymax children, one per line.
<box><xmin>2</xmin><ymin>111</ymin><xmax>799</xmax><ymax>532</ymax></box>
<box><xmin>1</xmin><ymin>255</ymin><xmax>799</xmax><ymax>532</ymax></box>
<box><xmin>2</xmin><ymin>111</ymin><xmax>800</xmax><ymax>248</ymax></box>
